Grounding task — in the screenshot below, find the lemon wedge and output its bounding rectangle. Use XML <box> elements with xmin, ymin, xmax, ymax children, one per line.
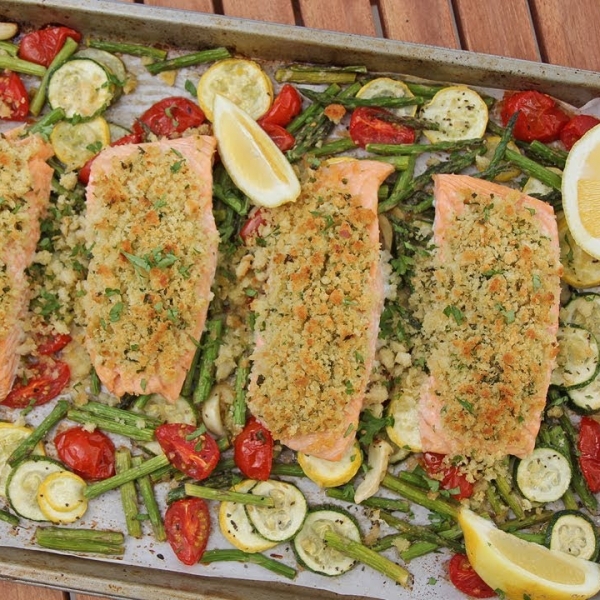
<box><xmin>298</xmin><ymin>442</ymin><xmax>362</xmax><ymax>488</ymax></box>
<box><xmin>213</xmin><ymin>94</ymin><xmax>301</xmax><ymax>208</ymax></box>
<box><xmin>562</xmin><ymin>123</ymin><xmax>600</xmax><ymax>259</ymax></box>
<box><xmin>459</xmin><ymin>507</ymin><xmax>600</xmax><ymax>600</ymax></box>
<box><xmin>420</xmin><ymin>85</ymin><xmax>488</xmax><ymax>143</ymax></box>
<box><xmin>197</xmin><ymin>58</ymin><xmax>273</xmax><ymax>122</ymax></box>
<box><xmin>356</xmin><ymin>77</ymin><xmax>417</xmax><ymax>117</ymax></box>
<box><xmin>558</xmin><ymin>213</ymin><xmax>600</xmax><ymax>288</ymax></box>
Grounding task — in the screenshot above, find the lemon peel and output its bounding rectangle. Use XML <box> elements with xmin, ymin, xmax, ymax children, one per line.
<box><xmin>213</xmin><ymin>94</ymin><xmax>301</xmax><ymax>208</ymax></box>
<box><xmin>298</xmin><ymin>442</ymin><xmax>362</xmax><ymax>488</ymax></box>
<box><xmin>459</xmin><ymin>507</ymin><xmax>600</xmax><ymax>600</ymax></box>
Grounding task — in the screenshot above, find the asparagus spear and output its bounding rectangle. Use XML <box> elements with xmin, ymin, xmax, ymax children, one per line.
<box><xmin>146</xmin><ymin>47</ymin><xmax>231</xmax><ymax>75</ymax></box>
<box><xmin>116</xmin><ymin>448</ymin><xmax>142</xmax><ymax>538</ymax></box>
<box><xmin>399</xmin><ymin>541</ymin><xmax>440</xmax><ymax>562</ymax></box>
<box><xmin>275</xmin><ymin>69</ymin><xmax>358</xmax><ymax>85</ymax></box>
<box><xmin>132</xmin><ymin>455</ymin><xmax>166</xmax><ymax>542</ymax></box>
<box><xmin>299</xmin><ymin>87</ymin><xmax>425</xmax><ymax>110</ymax></box>
<box><xmin>493</xmin><ymin>473</ymin><xmax>525</xmax><ymax>519</ymax></box>
<box><xmin>287</xmin><ymin>83</ymin><xmax>340</xmax><ymax>135</ymax></box>
<box><xmin>0</xmin><ymin>54</ymin><xmax>46</xmax><ymax>77</ymax></box>
<box><xmin>24</xmin><ymin>107</ymin><xmax>66</xmax><ymax>138</ymax></box>
<box><xmin>184</xmin><ymin>482</ymin><xmax>275</xmax><ymax>506</ymax></box>
<box><xmin>67</xmin><ymin>406</ymin><xmax>156</xmax><ymax>442</ymax></box>
<box><xmin>366</xmin><ymin>138</ymin><xmax>484</xmax><ymax>156</ymax></box>
<box><xmin>529</xmin><ymin>140</ymin><xmax>568</xmax><ymax>169</ymax></box>
<box><xmin>326</xmin><ymin>486</ymin><xmax>411</xmax><ymax>512</ymax></box>
<box><xmin>35</xmin><ymin>526</ymin><xmax>125</xmax><ymax>555</ymax></box>
<box><xmin>201</xmin><ymin>549</ymin><xmax>296</xmax><ymax>579</ymax></box>
<box><xmin>232</xmin><ymin>358</ymin><xmax>250</xmax><ymax>426</ymax></box>
<box><xmin>0</xmin><ymin>41</ymin><xmax>17</xmax><ymax>56</ymax></box>
<box><xmin>193</xmin><ymin>316</ymin><xmax>225</xmax><ymax>405</ymax></box>
<box><xmin>310</xmin><ymin>137</ymin><xmax>357</xmax><ymax>157</ymax></box>
<box><xmin>0</xmin><ymin>508</ymin><xmax>18</xmax><ymax>526</ymax></box>
<box><xmin>88</xmin><ymin>39</ymin><xmax>168</xmax><ymax>61</ymax></box>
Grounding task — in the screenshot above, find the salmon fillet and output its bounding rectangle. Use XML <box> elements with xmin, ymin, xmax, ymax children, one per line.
<box><xmin>416</xmin><ymin>174</ymin><xmax>561</xmax><ymax>459</ymax></box>
<box><xmin>247</xmin><ymin>159</ymin><xmax>394</xmax><ymax>460</ymax></box>
<box><xmin>84</xmin><ymin>135</ymin><xmax>218</xmax><ymax>402</ymax></box>
<box><xmin>0</xmin><ymin>130</ymin><xmax>54</xmax><ymax>401</ymax></box>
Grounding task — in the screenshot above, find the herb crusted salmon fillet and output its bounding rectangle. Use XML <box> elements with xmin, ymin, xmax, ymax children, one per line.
<box><xmin>0</xmin><ymin>130</ymin><xmax>54</xmax><ymax>401</ymax></box>
<box><xmin>412</xmin><ymin>174</ymin><xmax>561</xmax><ymax>459</ymax></box>
<box><xmin>247</xmin><ymin>159</ymin><xmax>394</xmax><ymax>460</ymax></box>
<box><xmin>84</xmin><ymin>135</ymin><xmax>219</xmax><ymax>402</ymax></box>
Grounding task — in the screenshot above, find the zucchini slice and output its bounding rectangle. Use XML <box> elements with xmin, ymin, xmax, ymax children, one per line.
<box><xmin>245</xmin><ymin>479</ymin><xmax>307</xmax><ymax>542</ymax></box>
<box><xmin>550</xmin><ymin>323</ymin><xmax>600</xmax><ymax>390</ymax></box>
<box><xmin>48</xmin><ymin>58</ymin><xmax>117</xmax><ymax>120</ymax></box>
<box><xmin>140</xmin><ymin>394</ymin><xmax>197</xmax><ymax>426</ymax></box>
<box><xmin>560</xmin><ymin>293</ymin><xmax>600</xmax><ymax>341</ymax></box>
<box><xmin>515</xmin><ymin>447</ymin><xmax>572</xmax><ymax>503</ymax></box>
<box><xmin>546</xmin><ymin>510</ymin><xmax>599</xmax><ymax>561</ymax></box>
<box><xmin>6</xmin><ymin>456</ymin><xmax>65</xmax><ymax>521</ymax></box>
<box><xmin>293</xmin><ymin>507</ymin><xmax>360</xmax><ymax>576</ymax></box>
<box><xmin>36</xmin><ymin>471</ymin><xmax>88</xmax><ymax>524</ymax></box>
<box><xmin>74</xmin><ymin>48</ymin><xmax>127</xmax><ymax>86</ymax></box>
<box><xmin>568</xmin><ymin>374</ymin><xmax>600</xmax><ymax>414</ymax></box>
<box><xmin>218</xmin><ymin>479</ymin><xmax>277</xmax><ymax>553</ymax></box>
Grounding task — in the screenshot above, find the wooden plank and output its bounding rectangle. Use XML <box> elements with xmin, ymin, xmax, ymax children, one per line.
<box><xmin>452</xmin><ymin>0</ymin><xmax>539</xmax><ymax>61</ymax></box>
<box><xmin>222</xmin><ymin>0</ymin><xmax>295</xmax><ymax>25</ymax></box>
<box><xmin>72</xmin><ymin>595</ymin><xmax>107</xmax><ymax>600</ymax></box>
<box><xmin>0</xmin><ymin>582</ymin><xmax>66</xmax><ymax>600</ymax></box>
<box><xmin>143</xmin><ymin>0</ymin><xmax>215</xmax><ymax>12</ymax></box>
<box><xmin>530</xmin><ymin>0</ymin><xmax>600</xmax><ymax>71</ymax></box>
<box><xmin>298</xmin><ymin>0</ymin><xmax>376</xmax><ymax>36</ymax></box>
<box><xmin>378</xmin><ymin>0</ymin><xmax>459</xmax><ymax>49</ymax></box>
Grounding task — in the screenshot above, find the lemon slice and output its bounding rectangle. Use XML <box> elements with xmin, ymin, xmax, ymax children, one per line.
<box><xmin>356</xmin><ymin>77</ymin><xmax>417</xmax><ymax>117</ymax></box>
<box><xmin>420</xmin><ymin>85</ymin><xmax>488</xmax><ymax>143</ymax></box>
<box><xmin>50</xmin><ymin>116</ymin><xmax>110</xmax><ymax>171</ymax></box>
<box><xmin>475</xmin><ymin>135</ymin><xmax>521</xmax><ymax>182</ymax></box>
<box><xmin>0</xmin><ymin>423</ymin><xmax>45</xmax><ymax>498</ymax></box>
<box><xmin>558</xmin><ymin>213</ymin><xmax>600</xmax><ymax>288</ymax></box>
<box><xmin>298</xmin><ymin>442</ymin><xmax>362</xmax><ymax>488</ymax></box>
<box><xmin>197</xmin><ymin>58</ymin><xmax>273</xmax><ymax>122</ymax></box>
<box><xmin>213</xmin><ymin>94</ymin><xmax>301</xmax><ymax>208</ymax></box>
<box><xmin>459</xmin><ymin>507</ymin><xmax>600</xmax><ymax>600</ymax></box>
<box><xmin>562</xmin><ymin>123</ymin><xmax>600</xmax><ymax>259</ymax></box>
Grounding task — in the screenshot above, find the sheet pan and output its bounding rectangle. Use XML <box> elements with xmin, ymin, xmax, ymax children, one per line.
<box><xmin>1</xmin><ymin>1</ymin><xmax>600</xmax><ymax>598</ymax></box>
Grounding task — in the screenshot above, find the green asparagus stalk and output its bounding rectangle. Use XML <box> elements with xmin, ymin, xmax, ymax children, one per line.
<box><xmin>405</xmin><ymin>82</ymin><xmax>446</xmax><ymax>98</ymax></box>
<box><xmin>326</xmin><ymin>487</ymin><xmax>411</xmax><ymax>513</ymax></box>
<box><xmin>366</xmin><ymin>138</ymin><xmax>484</xmax><ymax>155</ymax></box>
<box><xmin>201</xmin><ymin>549</ymin><xmax>296</xmax><ymax>579</ymax></box>
<box><xmin>232</xmin><ymin>359</ymin><xmax>250</xmax><ymax>426</ymax></box>
<box><xmin>0</xmin><ymin>54</ymin><xmax>46</xmax><ymax>77</ymax></box>
<box><xmin>77</xmin><ymin>400</ymin><xmax>162</xmax><ymax>428</ymax></box>
<box><xmin>299</xmin><ymin>87</ymin><xmax>425</xmax><ymax>110</ymax></box>
<box><xmin>529</xmin><ymin>140</ymin><xmax>568</xmax><ymax>169</ymax></box>
<box><xmin>213</xmin><ymin>167</ymin><xmax>250</xmax><ymax>216</ymax></box>
<box><xmin>24</xmin><ymin>107</ymin><xmax>65</xmax><ymax>138</ymax></box>
<box><xmin>30</xmin><ymin>36</ymin><xmax>79</xmax><ymax>116</ymax></box>
<box><xmin>475</xmin><ymin>112</ymin><xmax>517</xmax><ymax>181</ymax></box>
<box><xmin>85</xmin><ymin>454</ymin><xmax>170</xmax><ymax>500</ymax></box>
<box><xmin>399</xmin><ymin>540</ymin><xmax>440</xmax><ymax>562</ymax></box>
<box><xmin>370</xmin><ymin>155</ymin><xmax>410</xmax><ymax>170</ymax></box>
<box><xmin>8</xmin><ymin>399</ymin><xmax>69</xmax><ymax>467</ymax></box>
<box><xmin>181</xmin><ymin>342</ymin><xmax>202</xmax><ymax>399</ymax></box>
<box><xmin>116</xmin><ymin>449</ymin><xmax>142</xmax><ymax>538</ymax></box>
<box><xmin>493</xmin><ymin>474</ymin><xmax>525</xmax><ymax>519</ymax></box>
<box><xmin>380</xmin><ymin>154</ymin><xmax>416</xmax><ymax>210</ymax></box>
<box><xmin>323</xmin><ymin>529</ymin><xmax>413</xmax><ymax>588</ymax></box>
<box><xmin>88</xmin><ymin>39</ymin><xmax>168</xmax><ymax>60</ymax></box>
<box><xmin>184</xmin><ymin>483</ymin><xmax>275</xmax><ymax>506</ymax></box>
<box><xmin>287</xmin><ymin>83</ymin><xmax>340</xmax><ymax>134</ymax></box>
<box><xmin>89</xmin><ymin>367</ymin><xmax>102</xmax><ymax>396</ymax></box>
<box><xmin>270</xmin><ymin>462</ymin><xmax>306</xmax><ymax>478</ymax></box>
<box><xmin>0</xmin><ymin>41</ymin><xmax>17</xmax><ymax>56</ymax></box>
<box><xmin>146</xmin><ymin>47</ymin><xmax>231</xmax><ymax>75</ymax></box>
<box><xmin>287</xmin><ymin>64</ymin><xmax>368</xmax><ymax>73</ymax></box>
<box><xmin>505</xmin><ymin>148</ymin><xmax>562</xmax><ymax>190</ymax></box>
<box><xmin>310</xmin><ymin>137</ymin><xmax>357</xmax><ymax>157</ymax></box>
<box><xmin>513</xmin><ymin>532</ymin><xmax>546</xmax><ymax>545</ymax></box>
<box><xmin>0</xmin><ymin>508</ymin><xmax>18</xmax><ymax>526</ymax></box>
<box><xmin>485</xmin><ymin>482</ymin><xmax>508</xmax><ymax>519</ymax></box>
<box><xmin>35</xmin><ymin>526</ymin><xmax>125</xmax><ymax>555</ymax></box>
<box><xmin>498</xmin><ymin>511</ymin><xmax>554</xmax><ymax>532</ymax></box>
<box><xmin>276</xmin><ymin>68</ymin><xmax>358</xmax><ymax>85</ymax></box>
<box><xmin>193</xmin><ymin>316</ymin><xmax>225</xmax><ymax>405</ymax></box>
<box><xmin>67</xmin><ymin>408</ymin><xmax>156</xmax><ymax>442</ymax></box>
<box><xmin>382</xmin><ymin>473</ymin><xmax>460</xmax><ymax>520</ymax></box>
<box><xmin>132</xmin><ymin>455</ymin><xmax>166</xmax><ymax>541</ymax></box>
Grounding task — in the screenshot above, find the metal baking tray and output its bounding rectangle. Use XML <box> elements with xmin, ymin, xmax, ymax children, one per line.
<box><xmin>1</xmin><ymin>1</ymin><xmax>600</xmax><ymax>599</ymax></box>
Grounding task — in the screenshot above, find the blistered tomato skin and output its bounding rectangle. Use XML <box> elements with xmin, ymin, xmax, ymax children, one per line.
<box><xmin>18</xmin><ymin>26</ymin><xmax>82</xmax><ymax>67</ymax></box>
<box><xmin>258</xmin><ymin>84</ymin><xmax>302</xmax><ymax>128</ymax></box>
<box><xmin>165</xmin><ymin>497</ymin><xmax>211</xmax><ymax>565</ymax></box>
<box><xmin>349</xmin><ymin>106</ymin><xmax>416</xmax><ymax>147</ymax></box>
<box><xmin>560</xmin><ymin>114</ymin><xmax>600</xmax><ymax>150</ymax></box>
<box><xmin>55</xmin><ymin>426</ymin><xmax>116</xmax><ymax>481</ymax></box>
<box><xmin>422</xmin><ymin>452</ymin><xmax>474</xmax><ymax>500</ymax></box>
<box><xmin>233</xmin><ymin>416</ymin><xmax>274</xmax><ymax>480</ymax></box>
<box><xmin>1</xmin><ymin>361</ymin><xmax>70</xmax><ymax>409</ymax></box>
<box><xmin>448</xmin><ymin>554</ymin><xmax>496</xmax><ymax>598</ymax></box>
<box><xmin>131</xmin><ymin>97</ymin><xmax>206</xmax><ymax>139</ymax></box>
<box><xmin>578</xmin><ymin>416</ymin><xmax>600</xmax><ymax>492</ymax></box>
<box><xmin>0</xmin><ymin>71</ymin><xmax>30</xmax><ymax>121</ymax></box>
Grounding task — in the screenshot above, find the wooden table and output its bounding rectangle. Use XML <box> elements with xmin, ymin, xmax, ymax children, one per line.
<box><xmin>3</xmin><ymin>0</ymin><xmax>600</xmax><ymax>599</ymax></box>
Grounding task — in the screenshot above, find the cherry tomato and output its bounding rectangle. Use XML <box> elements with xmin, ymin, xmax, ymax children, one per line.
<box><xmin>37</xmin><ymin>333</ymin><xmax>72</xmax><ymax>356</ymax></box>
<box><xmin>132</xmin><ymin>97</ymin><xmax>206</xmax><ymax>139</ymax></box>
<box><xmin>165</xmin><ymin>497</ymin><xmax>211</xmax><ymax>565</ymax></box>
<box><xmin>258</xmin><ymin>84</ymin><xmax>302</xmax><ymax>128</ymax></box>
<box><xmin>1</xmin><ymin>360</ymin><xmax>70</xmax><ymax>409</ymax></box>
<box><xmin>78</xmin><ymin>131</ymin><xmax>143</xmax><ymax>185</ymax></box>
<box><xmin>349</xmin><ymin>106</ymin><xmax>416</xmax><ymax>148</ymax></box>
<box><xmin>500</xmin><ymin>90</ymin><xmax>569</xmax><ymax>143</ymax></box>
<box><xmin>54</xmin><ymin>426</ymin><xmax>116</xmax><ymax>481</ymax></box>
<box><xmin>18</xmin><ymin>26</ymin><xmax>82</xmax><ymax>67</ymax></box>
<box><xmin>260</xmin><ymin>121</ymin><xmax>295</xmax><ymax>152</ymax></box>
<box><xmin>448</xmin><ymin>554</ymin><xmax>495</xmax><ymax>598</ymax></box>
<box><xmin>422</xmin><ymin>452</ymin><xmax>474</xmax><ymax>500</ymax></box>
<box><xmin>155</xmin><ymin>423</ymin><xmax>220</xmax><ymax>481</ymax></box>
<box><xmin>0</xmin><ymin>71</ymin><xmax>30</xmax><ymax>121</ymax></box>
<box><xmin>239</xmin><ymin>208</ymin><xmax>266</xmax><ymax>243</ymax></box>
<box><xmin>578</xmin><ymin>416</ymin><xmax>600</xmax><ymax>492</ymax></box>
<box><xmin>233</xmin><ymin>417</ymin><xmax>274</xmax><ymax>481</ymax></box>
<box><xmin>560</xmin><ymin>114</ymin><xmax>600</xmax><ymax>150</ymax></box>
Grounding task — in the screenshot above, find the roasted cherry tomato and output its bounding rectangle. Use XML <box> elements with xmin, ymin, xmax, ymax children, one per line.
<box><xmin>258</xmin><ymin>84</ymin><xmax>302</xmax><ymax>128</ymax></box>
<box><xmin>422</xmin><ymin>452</ymin><xmax>474</xmax><ymax>500</ymax></box>
<box><xmin>0</xmin><ymin>71</ymin><xmax>30</xmax><ymax>121</ymax></box>
<box><xmin>260</xmin><ymin>121</ymin><xmax>295</xmax><ymax>152</ymax></box>
<box><xmin>500</xmin><ymin>90</ymin><xmax>569</xmax><ymax>143</ymax></box>
<box><xmin>448</xmin><ymin>554</ymin><xmax>495</xmax><ymax>598</ymax></box>
<box><xmin>233</xmin><ymin>416</ymin><xmax>274</xmax><ymax>481</ymax></box>
<box><xmin>165</xmin><ymin>497</ymin><xmax>211</xmax><ymax>565</ymax></box>
<box><xmin>1</xmin><ymin>360</ymin><xmax>70</xmax><ymax>409</ymax></box>
<box><xmin>132</xmin><ymin>97</ymin><xmax>206</xmax><ymax>139</ymax></box>
<box><xmin>578</xmin><ymin>416</ymin><xmax>600</xmax><ymax>492</ymax></box>
<box><xmin>239</xmin><ymin>208</ymin><xmax>266</xmax><ymax>243</ymax></box>
<box><xmin>18</xmin><ymin>26</ymin><xmax>82</xmax><ymax>67</ymax></box>
<box><xmin>560</xmin><ymin>114</ymin><xmax>600</xmax><ymax>150</ymax></box>
<box><xmin>37</xmin><ymin>333</ymin><xmax>72</xmax><ymax>356</ymax></box>
<box><xmin>155</xmin><ymin>423</ymin><xmax>220</xmax><ymax>481</ymax></box>
<box><xmin>54</xmin><ymin>426</ymin><xmax>116</xmax><ymax>481</ymax></box>
<box><xmin>349</xmin><ymin>106</ymin><xmax>416</xmax><ymax>148</ymax></box>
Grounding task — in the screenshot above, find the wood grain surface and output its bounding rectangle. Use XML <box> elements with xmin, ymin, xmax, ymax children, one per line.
<box><xmin>2</xmin><ymin>1</ymin><xmax>599</xmax><ymax>599</ymax></box>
